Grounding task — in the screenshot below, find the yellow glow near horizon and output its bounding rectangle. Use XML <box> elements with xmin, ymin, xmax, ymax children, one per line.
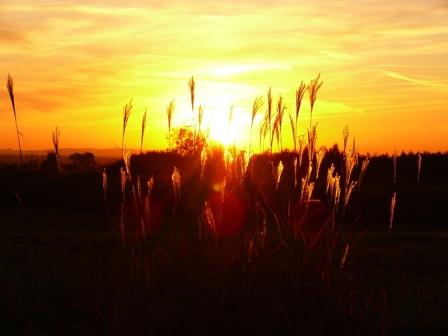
<box><xmin>0</xmin><ymin>1</ymin><xmax>447</xmax><ymax>154</ymax></box>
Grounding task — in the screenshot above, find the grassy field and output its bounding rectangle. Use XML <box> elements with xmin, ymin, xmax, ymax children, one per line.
<box><xmin>1</xmin><ymin>205</ymin><xmax>447</xmax><ymax>335</ymax></box>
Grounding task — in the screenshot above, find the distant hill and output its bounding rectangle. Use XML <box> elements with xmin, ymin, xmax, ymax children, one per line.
<box><xmin>0</xmin><ymin>148</ymin><xmax>125</xmax><ymax>158</ymax></box>
<box><xmin>0</xmin><ymin>148</ymin><xmax>136</xmax><ymax>165</ymax></box>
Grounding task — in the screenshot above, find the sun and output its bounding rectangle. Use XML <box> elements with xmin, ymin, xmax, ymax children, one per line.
<box><xmin>205</xmin><ymin>106</ymin><xmax>248</xmax><ymax>148</ymax></box>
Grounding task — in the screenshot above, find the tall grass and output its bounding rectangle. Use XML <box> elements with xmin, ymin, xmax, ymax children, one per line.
<box><xmin>6</xmin><ymin>74</ymin><xmax>23</xmax><ymax>167</ymax></box>
<box><xmin>166</xmin><ymin>99</ymin><xmax>175</xmax><ymax>150</ymax></box>
<box><xmin>110</xmin><ymin>75</ymin><xmax>394</xmax><ymax>334</ymax></box>
<box><xmin>121</xmin><ymin>100</ymin><xmax>132</xmax><ymax>160</ymax></box>
<box><xmin>140</xmin><ymin>109</ymin><xmax>147</xmax><ymax>154</ymax></box>
<box><xmin>52</xmin><ymin>127</ymin><xmax>61</xmax><ymax>172</ymax></box>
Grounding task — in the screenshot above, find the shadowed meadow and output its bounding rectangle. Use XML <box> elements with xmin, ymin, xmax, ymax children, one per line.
<box><xmin>1</xmin><ymin>75</ymin><xmax>448</xmax><ymax>335</ymax></box>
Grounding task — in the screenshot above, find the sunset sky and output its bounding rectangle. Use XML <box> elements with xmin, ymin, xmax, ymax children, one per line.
<box><xmin>0</xmin><ymin>0</ymin><xmax>447</xmax><ymax>154</ymax></box>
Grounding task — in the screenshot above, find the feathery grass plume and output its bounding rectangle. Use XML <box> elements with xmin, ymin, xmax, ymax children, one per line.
<box><xmin>342</xmin><ymin>125</ymin><xmax>349</xmax><ymax>156</ymax></box>
<box><xmin>343</xmin><ymin>180</ymin><xmax>357</xmax><ymax>211</ymax></box>
<box><xmin>358</xmin><ymin>156</ymin><xmax>370</xmax><ymax>189</ymax></box>
<box><xmin>228</xmin><ymin>105</ymin><xmax>234</xmax><ymax>127</ymax></box>
<box><xmin>171</xmin><ymin>166</ymin><xmax>181</xmax><ymax>212</ymax></box>
<box><xmin>326</xmin><ymin>164</ymin><xmax>335</xmax><ymax>195</ymax></box>
<box><xmin>289</xmin><ymin>112</ymin><xmax>297</xmax><ymax>151</ymax></box>
<box><xmin>166</xmin><ymin>99</ymin><xmax>175</xmax><ymax>149</ymax></box>
<box><xmin>295</xmin><ymin>81</ymin><xmax>306</xmax><ymax>124</ymax></box>
<box><xmin>250</xmin><ymin>95</ymin><xmax>263</xmax><ymax>153</ymax></box>
<box><xmin>308</xmin><ymin>73</ymin><xmax>323</xmax><ymax>128</ymax></box>
<box><xmin>267</xmin><ymin>87</ymin><xmax>273</xmax><ymax>153</ymax></box>
<box><xmin>259</xmin><ymin>112</ymin><xmax>270</xmax><ymax>152</ymax></box>
<box><xmin>340</xmin><ymin>243</ymin><xmax>350</xmax><ymax>269</ymax></box>
<box><xmin>275</xmin><ymin>160</ymin><xmax>284</xmax><ymax>190</ymax></box>
<box><xmin>292</xmin><ymin>81</ymin><xmax>306</xmax><ymax>154</ymax></box>
<box><xmin>140</xmin><ymin>108</ymin><xmax>147</xmax><ymax>154</ymax></box>
<box><xmin>389</xmin><ymin>192</ymin><xmax>397</xmax><ymax>231</ymax></box>
<box><xmin>305</xmin><ymin>181</ymin><xmax>315</xmax><ymax>202</ymax></box>
<box><xmin>198</xmin><ymin>105</ymin><xmax>204</xmax><ymax>134</ymax></box>
<box><xmin>52</xmin><ymin>127</ymin><xmax>61</xmax><ymax>172</ymax></box>
<box><xmin>6</xmin><ymin>74</ymin><xmax>23</xmax><ymax>167</ymax></box>
<box><xmin>393</xmin><ymin>150</ymin><xmax>397</xmax><ymax>185</ymax></box>
<box><xmin>417</xmin><ymin>152</ymin><xmax>422</xmax><ymax>184</ymax></box>
<box><xmin>144</xmin><ymin>175</ymin><xmax>154</xmax><ymax>227</ymax></box>
<box><xmin>315</xmin><ymin>147</ymin><xmax>326</xmax><ymax>180</ymax></box>
<box><xmin>188</xmin><ymin>76</ymin><xmax>196</xmax><ymax>145</ymax></box>
<box><xmin>102</xmin><ymin>168</ymin><xmax>108</xmax><ymax>211</ymax></box>
<box><xmin>121</xmin><ymin>100</ymin><xmax>132</xmax><ymax>160</ymax></box>
<box><xmin>203</xmin><ymin>201</ymin><xmax>216</xmax><ymax>235</ymax></box>
<box><xmin>345</xmin><ymin>153</ymin><xmax>357</xmax><ymax>188</ymax></box>
<box><xmin>291</xmin><ymin>157</ymin><xmax>298</xmax><ymax>189</ymax></box>
<box><xmin>275</xmin><ymin>95</ymin><xmax>286</xmax><ymax>151</ymax></box>
<box><xmin>200</xmin><ymin>144</ymin><xmax>208</xmax><ymax>180</ymax></box>
<box><xmin>307</xmin><ymin>122</ymin><xmax>318</xmax><ymax>165</ymax></box>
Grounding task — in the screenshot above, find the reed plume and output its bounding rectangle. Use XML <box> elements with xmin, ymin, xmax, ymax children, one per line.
<box><xmin>250</xmin><ymin>96</ymin><xmax>263</xmax><ymax>154</ymax></box>
<box><xmin>102</xmin><ymin>168</ymin><xmax>108</xmax><ymax>212</ymax></box>
<box><xmin>417</xmin><ymin>153</ymin><xmax>422</xmax><ymax>184</ymax></box>
<box><xmin>6</xmin><ymin>74</ymin><xmax>23</xmax><ymax>167</ymax></box>
<box><xmin>267</xmin><ymin>87</ymin><xmax>273</xmax><ymax>153</ymax></box>
<box><xmin>188</xmin><ymin>76</ymin><xmax>196</xmax><ymax>146</ymax></box>
<box><xmin>52</xmin><ymin>127</ymin><xmax>61</xmax><ymax>172</ymax></box>
<box><xmin>121</xmin><ymin>100</ymin><xmax>132</xmax><ymax>160</ymax></box>
<box><xmin>342</xmin><ymin>126</ymin><xmax>349</xmax><ymax>156</ymax></box>
<box><xmin>389</xmin><ymin>192</ymin><xmax>397</xmax><ymax>231</ymax></box>
<box><xmin>198</xmin><ymin>105</ymin><xmax>204</xmax><ymax>135</ymax></box>
<box><xmin>294</xmin><ymin>81</ymin><xmax>306</xmax><ymax>151</ymax></box>
<box><xmin>166</xmin><ymin>99</ymin><xmax>175</xmax><ymax>149</ymax></box>
<box><xmin>308</xmin><ymin>73</ymin><xmax>323</xmax><ymax>128</ymax></box>
<box><xmin>140</xmin><ymin>108</ymin><xmax>147</xmax><ymax>154</ymax></box>
<box><xmin>274</xmin><ymin>95</ymin><xmax>286</xmax><ymax>151</ymax></box>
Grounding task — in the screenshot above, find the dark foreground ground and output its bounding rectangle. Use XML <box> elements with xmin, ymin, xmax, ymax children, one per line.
<box><xmin>0</xmin><ymin>207</ymin><xmax>447</xmax><ymax>335</ymax></box>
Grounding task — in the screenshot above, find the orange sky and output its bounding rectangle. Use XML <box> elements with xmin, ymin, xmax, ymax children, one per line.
<box><xmin>0</xmin><ymin>0</ymin><xmax>447</xmax><ymax>154</ymax></box>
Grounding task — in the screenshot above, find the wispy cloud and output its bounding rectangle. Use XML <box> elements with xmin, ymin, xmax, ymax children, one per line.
<box><xmin>384</xmin><ymin>71</ymin><xmax>448</xmax><ymax>91</ymax></box>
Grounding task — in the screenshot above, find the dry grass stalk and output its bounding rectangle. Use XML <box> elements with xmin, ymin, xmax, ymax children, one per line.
<box><xmin>171</xmin><ymin>166</ymin><xmax>181</xmax><ymax>211</ymax></box>
<box><xmin>140</xmin><ymin>109</ymin><xmax>147</xmax><ymax>154</ymax></box>
<box><xmin>417</xmin><ymin>153</ymin><xmax>422</xmax><ymax>184</ymax></box>
<box><xmin>166</xmin><ymin>99</ymin><xmax>175</xmax><ymax>149</ymax></box>
<box><xmin>6</xmin><ymin>74</ymin><xmax>23</xmax><ymax>167</ymax></box>
<box><xmin>389</xmin><ymin>192</ymin><xmax>397</xmax><ymax>231</ymax></box>
<box><xmin>121</xmin><ymin>100</ymin><xmax>132</xmax><ymax>160</ymax></box>
<box><xmin>52</xmin><ymin>127</ymin><xmax>61</xmax><ymax>172</ymax></box>
<box><xmin>340</xmin><ymin>243</ymin><xmax>350</xmax><ymax>269</ymax></box>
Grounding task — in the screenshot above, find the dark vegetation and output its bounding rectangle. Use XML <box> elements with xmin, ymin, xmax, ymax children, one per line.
<box><xmin>1</xmin><ymin>150</ymin><xmax>447</xmax><ymax>335</ymax></box>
